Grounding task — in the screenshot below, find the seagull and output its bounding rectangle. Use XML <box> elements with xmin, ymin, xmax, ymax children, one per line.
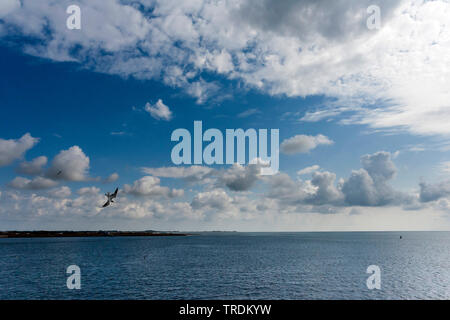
<box><xmin>56</xmin><ymin>170</ymin><xmax>62</xmax><ymax>176</ymax></box>
<box><xmin>102</xmin><ymin>188</ymin><xmax>118</xmax><ymax>208</ymax></box>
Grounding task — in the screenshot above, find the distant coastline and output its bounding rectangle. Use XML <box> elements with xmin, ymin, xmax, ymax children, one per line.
<box><xmin>0</xmin><ymin>231</ymin><xmax>190</xmax><ymax>238</ymax></box>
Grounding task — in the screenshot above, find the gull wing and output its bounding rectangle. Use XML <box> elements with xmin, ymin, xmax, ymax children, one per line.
<box><xmin>112</xmin><ymin>188</ymin><xmax>119</xmax><ymax>199</ymax></box>
<box><xmin>102</xmin><ymin>200</ymin><xmax>110</xmax><ymax>208</ymax></box>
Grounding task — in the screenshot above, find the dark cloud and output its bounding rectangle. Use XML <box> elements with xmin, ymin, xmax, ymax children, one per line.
<box><xmin>234</xmin><ymin>0</ymin><xmax>403</xmax><ymax>42</ymax></box>
<box><xmin>220</xmin><ymin>163</ymin><xmax>261</xmax><ymax>192</ymax></box>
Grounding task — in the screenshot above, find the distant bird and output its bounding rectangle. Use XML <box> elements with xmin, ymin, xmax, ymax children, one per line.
<box><xmin>400</xmin><ymin>235</ymin><xmax>402</xmax><ymax>239</ymax></box>
<box><xmin>56</xmin><ymin>170</ymin><xmax>62</xmax><ymax>176</ymax></box>
<box><xmin>102</xmin><ymin>188</ymin><xmax>119</xmax><ymax>208</ymax></box>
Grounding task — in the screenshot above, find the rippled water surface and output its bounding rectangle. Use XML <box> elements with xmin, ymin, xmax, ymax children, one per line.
<box><xmin>0</xmin><ymin>232</ymin><xmax>449</xmax><ymax>299</ymax></box>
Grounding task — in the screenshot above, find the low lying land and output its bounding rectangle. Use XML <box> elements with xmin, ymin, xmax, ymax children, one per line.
<box><xmin>0</xmin><ymin>231</ymin><xmax>190</xmax><ymax>238</ymax></box>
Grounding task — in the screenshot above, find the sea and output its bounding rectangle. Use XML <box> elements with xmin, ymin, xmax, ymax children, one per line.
<box><xmin>0</xmin><ymin>232</ymin><xmax>449</xmax><ymax>299</ymax></box>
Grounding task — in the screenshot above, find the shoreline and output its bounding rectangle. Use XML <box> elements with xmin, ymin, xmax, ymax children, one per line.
<box><xmin>0</xmin><ymin>231</ymin><xmax>191</xmax><ymax>238</ymax></box>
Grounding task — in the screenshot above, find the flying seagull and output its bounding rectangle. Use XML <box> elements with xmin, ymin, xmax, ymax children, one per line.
<box><xmin>102</xmin><ymin>188</ymin><xmax>119</xmax><ymax>208</ymax></box>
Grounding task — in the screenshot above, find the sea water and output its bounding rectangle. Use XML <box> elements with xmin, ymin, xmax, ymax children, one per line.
<box><xmin>0</xmin><ymin>232</ymin><xmax>448</xmax><ymax>299</ymax></box>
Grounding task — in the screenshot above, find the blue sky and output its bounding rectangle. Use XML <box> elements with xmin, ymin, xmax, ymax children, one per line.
<box><xmin>1</xmin><ymin>0</ymin><xmax>450</xmax><ymax>231</ymax></box>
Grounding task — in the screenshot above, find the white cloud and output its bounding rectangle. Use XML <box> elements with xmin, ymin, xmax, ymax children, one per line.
<box><xmin>184</xmin><ymin>79</ymin><xmax>221</xmax><ymax>104</ymax></box>
<box><xmin>9</xmin><ymin>176</ymin><xmax>58</xmax><ymax>190</ymax></box>
<box><xmin>144</xmin><ymin>99</ymin><xmax>173</xmax><ymax>121</ymax></box>
<box><xmin>267</xmin><ymin>172</ymin><xmax>311</xmax><ymax>203</ymax></box>
<box><xmin>265</xmin><ymin>151</ymin><xmax>414</xmax><ymax>209</ymax></box>
<box><xmin>48</xmin><ymin>186</ymin><xmax>71</xmax><ymax>198</ymax></box>
<box><xmin>1</xmin><ymin>148</ymin><xmax>449</xmax><ymax>230</ymax></box>
<box><xmin>143</xmin><ymin>163</ymin><xmax>266</xmax><ymax>191</ymax></box>
<box><xmin>281</xmin><ymin>134</ymin><xmax>333</xmax><ymax>154</ymax></box>
<box><xmin>46</xmin><ymin>146</ymin><xmax>90</xmax><ymax>181</ymax></box>
<box><xmin>105</xmin><ymin>172</ymin><xmax>119</xmax><ymax>183</ymax></box>
<box><xmin>301</xmin><ymin>109</ymin><xmax>343</xmax><ymax>122</ymax></box>
<box><xmin>361</xmin><ymin>151</ymin><xmax>397</xmax><ymax>182</ymax></box>
<box><xmin>208</xmin><ymin>50</ymin><xmax>233</xmax><ymax>74</ymax></box>
<box><xmin>17</xmin><ymin>156</ymin><xmax>48</xmax><ymax>175</ymax></box>
<box><xmin>124</xmin><ymin>176</ymin><xmax>183</xmax><ymax>198</ymax></box>
<box><xmin>0</xmin><ymin>133</ymin><xmax>39</xmax><ymax>167</ymax></box>
<box><xmin>308</xmin><ymin>171</ymin><xmax>342</xmax><ymax>205</ymax></box>
<box><xmin>77</xmin><ymin>186</ymin><xmax>101</xmax><ymax>196</ymax></box>
<box><xmin>297</xmin><ymin>165</ymin><xmax>320</xmax><ymax>176</ymax></box>
<box><xmin>237</xmin><ymin>108</ymin><xmax>262</xmax><ymax>118</ymax></box>
<box><xmin>341</xmin><ymin>169</ymin><xmax>379</xmax><ymax>206</ymax></box>
<box><xmin>2</xmin><ymin>0</ymin><xmax>448</xmax><ymax>137</ymax></box>
<box><xmin>191</xmin><ymin>188</ymin><xmax>232</xmax><ymax>211</ymax></box>
<box><xmin>340</xmin><ymin>151</ymin><xmax>405</xmax><ymax>206</ymax></box>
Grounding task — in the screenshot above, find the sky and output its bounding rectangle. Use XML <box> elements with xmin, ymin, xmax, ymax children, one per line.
<box><xmin>1</xmin><ymin>0</ymin><xmax>450</xmax><ymax>231</ymax></box>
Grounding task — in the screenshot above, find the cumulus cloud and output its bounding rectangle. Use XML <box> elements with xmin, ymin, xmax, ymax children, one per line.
<box><xmin>361</xmin><ymin>151</ymin><xmax>397</xmax><ymax>182</ymax></box>
<box><xmin>48</xmin><ymin>186</ymin><xmax>71</xmax><ymax>198</ymax></box>
<box><xmin>144</xmin><ymin>99</ymin><xmax>173</xmax><ymax>121</ymax></box>
<box><xmin>16</xmin><ymin>156</ymin><xmax>48</xmax><ymax>175</ymax></box>
<box><xmin>341</xmin><ymin>169</ymin><xmax>379</xmax><ymax>206</ymax></box>
<box><xmin>280</xmin><ymin>134</ymin><xmax>333</xmax><ymax>154</ymax></box>
<box><xmin>267</xmin><ymin>170</ymin><xmax>343</xmax><ymax>208</ymax></box>
<box><xmin>219</xmin><ymin>163</ymin><xmax>261</xmax><ymax>191</ymax></box>
<box><xmin>1</xmin><ymin>149</ymin><xmax>448</xmax><ymax>229</ymax></box>
<box><xmin>8</xmin><ymin>176</ymin><xmax>58</xmax><ymax>190</ymax></box>
<box><xmin>308</xmin><ymin>171</ymin><xmax>342</xmax><ymax>205</ymax></box>
<box><xmin>341</xmin><ymin>151</ymin><xmax>401</xmax><ymax>206</ymax></box>
<box><xmin>0</xmin><ymin>133</ymin><xmax>39</xmax><ymax>167</ymax></box>
<box><xmin>143</xmin><ymin>163</ymin><xmax>266</xmax><ymax>192</ymax></box>
<box><xmin>266</xmin><ymin>151</ymin><xmax>410</xmax><ymax>209</ymax></box>
<box><xmin>191</xmin><ymin>189</ymin><xmax>232</xmax><ymax>211</ymax></box>
<box><xmin>105</xmin><ymin>172</ymin><xmax>119</xmax><ymax>183</ymax></box>
<box><xmin>46</xmin><ymin>146</ymin><xmax>90</xmax><ymax>181</ymax></box>
<box><xmin>124</xmin><ymin>176</ymin><xmax>183</xmax><ymax>198</ymax></box>
<box><xmin>267</xmin><ymin>172</ymin><xmax>310</xmax><ymax>203</ymax></box>
<box><xmin>77</xmin><ymin>186</ymin><xmax>101</xmax><ymax>196</ymax></box>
